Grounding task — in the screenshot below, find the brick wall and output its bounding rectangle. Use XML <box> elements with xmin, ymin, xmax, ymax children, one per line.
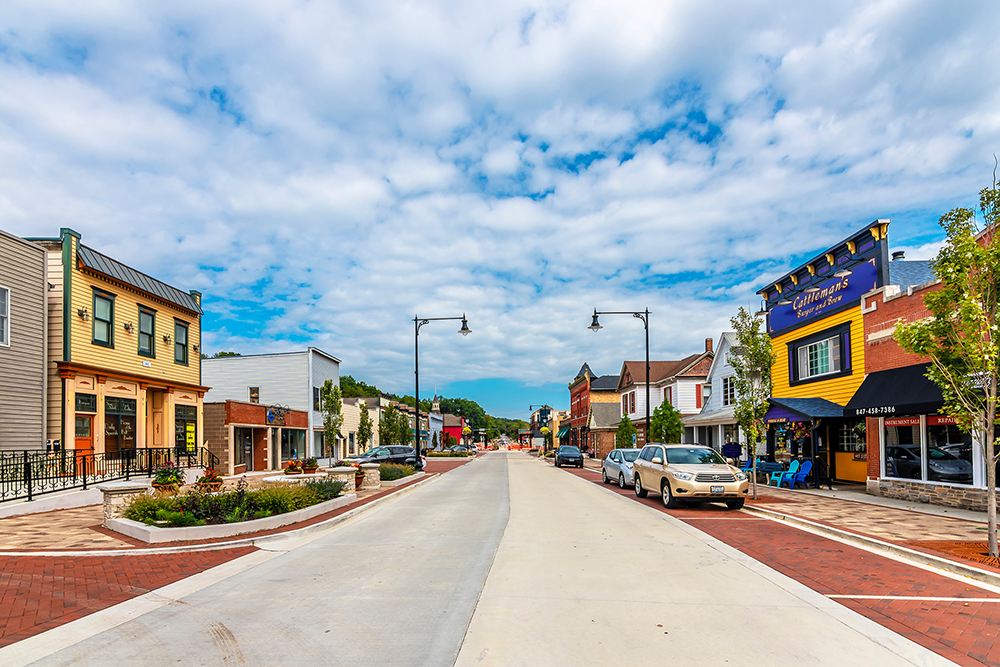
<box><xmin>877</xmin><ymin>478</ymin><xmax>1000</xmax><ymax>512</ymax></box>
<box><xmin>203</xmin><ymin>403</ymin><xmax>230</xmax><ymax>474</ymax></box>
<box><xmin>223</xmin><ymin>401</ymin><xmax>308</xmax><ymax>428</ymax></box>
<box><xmin>862</xmin><ymin>282</ymin><xmax>941</xmax><ymax>374</ymax></box>
<box><xmin>591</xmin><ymin>430</ymin><xmax>616</xmax><ymax>459</ymax></box>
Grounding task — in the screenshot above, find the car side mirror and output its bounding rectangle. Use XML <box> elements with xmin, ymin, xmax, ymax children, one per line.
<box><xmin>651</xmin><ymin>456</ymin><xmax>662</xmax><ymax>465</ymax></box>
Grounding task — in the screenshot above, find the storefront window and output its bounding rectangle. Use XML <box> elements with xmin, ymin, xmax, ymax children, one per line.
<box><xmin>281</xmin><ymin>428</ymin><xmax>305</xmax><ymax>461</ymax></box>
<box><xmin>773</xmin><ymin>427</ymin><xmax>792</xmax><ymax>464</ymax></box>
<box><xmin>75</xmin><ymin>393</ymin><xmax>97</xmax><ymax>413</ymax></box>
<box><xmin>175</xmin><ymin>405</ymin><xmax>197</xmax><ymax>454</ymax></box>
<box><xmin>105</xmin><ymin>397</ymin><xmax>136</xmax><ymax>456</ymax></box>
<box><xmin>926</xmin><ymin>417</ymin><xmax>973</xmax><ymax>484</ymax></box>
<box><xmin>235</xmin><ymin>427</ymin><xmax>252</xmax><ymax>467</ymax></box>
<box><xmin>884</xmin><ymin>417</ymin><xmax>921</xmax><ymax>480</ymax></box>
<box><xmin>837</xmin><ymin>423</ymin><xmax>865</xmax><ymax>453</ymax></box>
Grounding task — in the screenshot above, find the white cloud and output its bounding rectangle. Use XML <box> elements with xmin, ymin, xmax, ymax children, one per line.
<box><xmin>2</xmin><ymin>0</ymin><xmax>999</xmax><ymax>412</ymax></box>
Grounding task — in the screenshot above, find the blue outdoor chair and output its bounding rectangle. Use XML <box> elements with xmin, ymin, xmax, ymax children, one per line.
<box><xmin>781</xmin><ymin>460</ymin><xmax>813</xmax><ymax>489</ymax></box>
<box><xmin>768</xmin><ymin>459</ymin><xmax>798</xmax><ymax>487</ymax></box>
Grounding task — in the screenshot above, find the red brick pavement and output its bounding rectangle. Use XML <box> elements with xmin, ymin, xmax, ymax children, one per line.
<box><xmin>0</xmin><ymin>457</ymin><xmax>476</xmax><ymax>649</ymax></box>
<box><xmin>564</xmin><ymin>465</ymin><xmax>1000</xmax><ymax>667</ymax></box>
<box><xmin>0</xmin><ymin>547</ymin><xmax>256</xmax><ymax>648</ymax></box>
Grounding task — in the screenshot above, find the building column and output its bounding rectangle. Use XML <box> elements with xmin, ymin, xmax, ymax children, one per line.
<box><xmin>164</xmin><ymin>388</ymin><xmax>175</xmax><ymax>454</ymax></box>
<box><xmin>95</xmin><ymin>376</ymin><xmax>106</xmax><ymax>455</ymax></box>
<box><xmin>61</xmin><ymin>372</ymin><xmax>76</xmax><ymax>452</ymax></box>
<box><xmin>137</xmin><ymin>383</ymin><xmax>147</xmax><ymax>449</ymax></box>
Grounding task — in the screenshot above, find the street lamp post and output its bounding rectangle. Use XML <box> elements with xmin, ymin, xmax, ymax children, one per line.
<box><xmin>529</xmin><ymin>404</ymin><xmax>549</xmax><ymax>452</ymax></box>
<box><xmin>589</xmin><ymin>308</ymin><xmax>651</xmax><ymax>444</ymax></box>
<box><xmin>414</xmin><ymin>314</ymin><xmax>472</xmax><ymax>471</ymax></box>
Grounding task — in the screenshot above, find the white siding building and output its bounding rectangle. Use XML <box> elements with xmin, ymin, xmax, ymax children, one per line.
<box><xmin>202</xmin><ymin>348</ymin><xmax>341</xmax><ymax>458</ymax></box>
<box><xmin>683</xmin><ymin>333</ymin><xmax>749</xmax><ymax>454</ymax></box>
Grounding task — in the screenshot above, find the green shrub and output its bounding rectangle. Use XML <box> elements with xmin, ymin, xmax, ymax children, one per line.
<box><xmin>151</xmin><ymin>509</ymin><xmax>206</xmax><ymax>527</ymax></box>
<box><xmin>122</xmin><ymin>494</ymin><xmax>179</xmax><ymax>523</ymax></box>
<box><xmin>426</xmin><ymin>451</ymin><xmax>469</xmax><ymax>458</ymax></box>
<box><xmin>305</xmin><ymin>479</ymin><xmax>346</xmax><ymax>501</ymax></box>
<box><xmin>379</xmin><ymin>463</ymin><xmax>415</xmax><ymax>481</ymax></box>
<box><xmin>254</xmin><ymin>485</ymin><xmax>318</xmax><ymax>515</ymax></box>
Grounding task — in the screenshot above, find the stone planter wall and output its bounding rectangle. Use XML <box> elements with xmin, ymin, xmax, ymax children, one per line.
<box><xmin>97</xmin><ymin>481</ymin><xmax>151</xmax><ymax>528</ymax></box>
<box><xmin>360</xmin><ymin>463</ymin><xmax>381</xmax><ymax>490</ymax></box>
<box><xmin>876</xmin><ymin>478</ymin><xmax>998</xmax><ymax>512</ymax></box>
<box><xmin>326</xmin><ymin>467</ymin><xmax>357</xmax><ymax>494</ymax></box>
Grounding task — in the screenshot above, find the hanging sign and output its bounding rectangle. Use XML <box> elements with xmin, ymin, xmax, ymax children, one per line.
<box><xmin>884</xmin><ymin>417</ymin><xmax>920</xmax><ymax>427</ymax></box>
<box><xmin>186</xmin><ymin>423</ymin><xmax>196</xmax><ymax>451</ymax></box>
<box><xmin>926</xmin><ymin>415</ymin><xmax>957</xmax><ymax>426</ymax></box>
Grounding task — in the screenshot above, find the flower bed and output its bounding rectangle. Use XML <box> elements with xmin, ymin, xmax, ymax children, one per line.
<box><xmin>121</xmin><ymin>478</ymin><xmax>346</xmax><ymax>527</ymax></box>
<box><xmin>379</xmin><ymin>463</ymin><xmax>415</xmax><ymax>481</ymax></box>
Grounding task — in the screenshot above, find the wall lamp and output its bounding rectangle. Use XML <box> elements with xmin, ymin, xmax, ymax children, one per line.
<box><xmin>834</xmin><ymin>268</ymin><xmax>853</xmax><ymax>278</ymax></box>
<box><xmin>192</xmin><ymin>344</ymin><xmax>200</xmax><ymax>353</ymax></box>
<box><xmin>77</xmin><ymin>308</ymin><xmax>90</xmax><ymax>322</ymax></box>
<box><xmin>163</xmin><ymin>334</ymin><xmax>172</xmax><ymax>344</ymax></box>
<box><xmin>123</xmin><ymin>322</ymin><xmax>135</xmax><ymax>334</ymax></box>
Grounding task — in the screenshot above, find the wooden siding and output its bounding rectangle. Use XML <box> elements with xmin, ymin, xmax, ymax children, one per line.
<box><xmin>771</xmin><ymin>306</ymin><xmax>865</xmax><ymax>405</ymax></box>
<box><xmin>66</xmin><ymin>234</ymin><xmax>201</xmax><ymax>387</ymax></box>
<box><xmin>203</xmin><ymin>353</ymin><xmax>311</xmax><ymax>410</ymax></box>
<box><xmin>0</xmin><ymin>230</ymin><xmax>46</xmax><ymax>450</ymax></box>
<box><xmin>44</xmin><ymin>247</ymin><xmax>63</xmax><ymax>442</ymax></box>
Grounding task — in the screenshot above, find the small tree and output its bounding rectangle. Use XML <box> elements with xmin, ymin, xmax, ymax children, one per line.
<box><xmin>320</xmin><ymin>380</ymin><xmax>344</xmax><ymax>461</ymax></box>
<box><xmin>357</xmin><ymin>402</ymin><xmax>374</xmax><ymax>453</ymax></box>
<box><xmin>896</xmin><ymin>183</ymin><xmax>1000</xmax><ymax>557</ymax></box>
<box><xmin>615</xmin><ymin>416</ymin><xmax>638</xmax><ymax>449</ymax></box>
<box><xmin>541</xmin><ymin>426</ymin><xmax>551</xmax><ymax>450</ymax></box>
<box><xmin>650</xmin><ymin>401</ymin><xmax>684</xmax><ymax>443</ymax></box>
<box><xmin>380</xmin><ymin>404</ymin><xmax>403</xmax><ymax>447</ymax></box>
<box><xmin>729</xmin><ymin>306</ymin><xmax>776</xmax><ymax>500</ymax></box>
<box><xmin>431</xmin><ymin>431</ymin><xmax>439</xmax><ymax>451</ymax></box>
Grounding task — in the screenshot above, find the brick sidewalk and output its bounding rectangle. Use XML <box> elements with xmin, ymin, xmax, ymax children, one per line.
<box><xmin>0</xmin><ymin>547</ymin><xmax>256</xmax><ymax>648</ymax></box>
<box><xmin>565</xmin><ymin>465</ymin><xmax>1000</xmax><ymax>667</ymax></box>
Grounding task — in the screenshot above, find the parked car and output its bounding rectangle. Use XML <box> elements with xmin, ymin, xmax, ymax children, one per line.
<box><xmin>602</xmin><ymin>448</ymin><xmax>640</xmax><ymax>489</ymax></box>
<box><xmin>886</xmin><ymin>444</ymin><xmax>972</xmax><ymax>484</ymax></box>
<box><xmin>633</xmin><ymin>443</ymin><xmax>749</xmax><ymax>510</ymax></box>
<box><xmin>448</xmin><ymin>445</ymin><xmax>472</xmax><ymax>453</ymax></box>
<box><xmin>350</xmin><ymin>446</ymin><xmax>421</xmax><ymax>466</ymax></box>
<box><xmin>555</xmin><ymin>445</ymin><xmax>584</xmax><ymax>468</ymax></box>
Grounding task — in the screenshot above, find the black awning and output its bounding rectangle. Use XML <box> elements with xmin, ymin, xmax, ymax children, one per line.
<box><xmin>844</xmin><ymin>363</ymin><xmax>944</xmax><ymax>418</ymax></box>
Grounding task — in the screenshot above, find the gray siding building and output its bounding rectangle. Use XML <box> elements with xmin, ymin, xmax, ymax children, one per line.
<box><xmin>202</xmin><ymin>348</ymin><xmax>341</xmax><ymax>458</ymax></box>
<box><xmin>0</xmin><ymin>229</ymin><xmax>47</xmax><ymax>451</ymax></box>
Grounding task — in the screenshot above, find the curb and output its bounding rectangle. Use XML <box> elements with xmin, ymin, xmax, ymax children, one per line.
<box><xmin>0</xmin><ymin>472</ymin><xmax>443</xmax><ymax>557</ymax></box>
<box><xmin>745</xmin><ymin>504</ymin><xmax>1000</xmax><ymax>589</ymax></box>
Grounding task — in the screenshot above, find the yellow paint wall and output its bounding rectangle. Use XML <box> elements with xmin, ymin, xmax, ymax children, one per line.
<box><xmin>771</xmin><ymin>306</ymin><xmax>865</xmax><ymax>406</ymax></box>
<box><xmin>66</xmin><ymin>235</ymin><xmax>201</xmax><ymax>387</ymax></box>
<box><xmin>590</xmin><ymin>390</ymin><xmax>620</xmax><ymax>404</ymax></box>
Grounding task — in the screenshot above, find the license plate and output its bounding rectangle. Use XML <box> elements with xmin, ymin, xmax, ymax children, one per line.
<box><xmin>710</xmin><ymin>486</ymin><xmax>724</xmax><ymax>494</ymax></box>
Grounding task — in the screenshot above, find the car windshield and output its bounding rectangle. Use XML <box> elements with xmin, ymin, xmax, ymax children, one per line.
<box><xmin>622</xmin><ymin>451</ymin><xmax>639</xmax><ymax>462</ymax></box>
<box><xmin>666</xmin><ymin>447</ymin><xmax>726</xmax><ymax>465</ymax></box>
<box><xmin>559</xmin><ymin>446</ymin><xmax>580</xmax><ymax>454</ymax></box>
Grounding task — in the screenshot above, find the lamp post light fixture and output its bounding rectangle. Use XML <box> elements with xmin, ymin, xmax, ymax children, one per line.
<box><xmin>529</xmin><ymin>404</ymin><xmax>550</xmax><ymax>451</ymax></box>
<box><xmin>414</xmin><ymin>314</ymin><xmax>471</xmax><ymax>470</ymax></box>
<box><xmin>589</xmin><ymin>308</ymin><xmax>651</xmax><ymax>445</ymax></box>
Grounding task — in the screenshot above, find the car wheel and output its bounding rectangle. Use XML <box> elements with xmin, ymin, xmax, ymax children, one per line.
<box><xmin>602</xmin><ymin>469</ymin><xmax>609</xmax><ymax>484</ymax></box>
<box><xmin>661</xmin><ymin>480</ymin><xmax>679</xmax><ymax>509</ymax></box>
<box><xmin>578</xmin><ymin>463</ymin><xmax>583</xmax><ymax>468</ymax></box>
<box><xmin>634</xmin><ymin>474</ymin><xmax>648</xmax><ymax>498</ymax></box>
<box><xmin>726</xmin><ymin>498</ymin><xmax>746</xmax><ymax>510</ymax></box>
<box><xmin>619</xmin><ymin>473</ymin><xmax>626</xmax><ymax>489</ymax></box>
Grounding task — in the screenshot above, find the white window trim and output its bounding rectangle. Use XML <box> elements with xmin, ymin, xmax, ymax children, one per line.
<box><xmin>0</xmin><ymin>285</ymin><xmax>9</xmax><ymax>347</ymax></box>
<box><xmin>798</xmin><ymin>335</ymin><xmax>841</xmax><ymax>381</ymax></box>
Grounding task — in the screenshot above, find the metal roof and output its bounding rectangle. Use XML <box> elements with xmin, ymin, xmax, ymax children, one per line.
<box><xmin>768</xmin><ymin>397</ymin><xmax>844</xmax><ymax>420</ymax></box>
<box><xmin>77</xmin><ymin>245</ymin><xmax>202</xmax><ymax>314</ymax></box>
<box><xmin>590</xmin><ymin>375</ymin><xmax>620</xmax><ymax>390</ymax></box>
<box><xmin>888</xmin><ymin>259</ymin><xmax>936</xmax><ymax>289</ymax></box>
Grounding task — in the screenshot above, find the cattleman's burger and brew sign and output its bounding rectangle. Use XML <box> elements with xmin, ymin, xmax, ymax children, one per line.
<box><xmin>767</xmin><ymin>257</ymin><xmax>879</xmax><ymax>336</ymax></box>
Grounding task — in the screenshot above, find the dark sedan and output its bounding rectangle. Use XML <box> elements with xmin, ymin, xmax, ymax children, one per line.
<box><xmin>555</xmin><ymin>445</ymin><xmax>584</xmax><ymax>468</ymax></box>
<box><xmin>350</xmin><ymin>446</ymin><xmax>419</xmax><ymax>466</ymax></box>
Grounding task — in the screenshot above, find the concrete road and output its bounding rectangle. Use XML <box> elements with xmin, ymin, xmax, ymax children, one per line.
<box><xmin>8</xmin><ymin>452</ymin><xmax>956</xmax><ymax>666</ymax></box>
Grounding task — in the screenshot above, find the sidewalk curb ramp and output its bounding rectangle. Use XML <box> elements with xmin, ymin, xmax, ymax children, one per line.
<box><xmin>745</xmin><ymin>504</ymin><xmax>1000</xmax><ymax>590</ymax></box>
<box><xmin>0</xmin><ymin>472</ymin><xmax>443</xmax><ymax>558</ymax></box>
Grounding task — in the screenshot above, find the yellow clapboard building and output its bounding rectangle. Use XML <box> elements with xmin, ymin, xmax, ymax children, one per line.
<box><xmin>30</xmin><ymin>229</ymin><xmax>208</xmax><ymax>459</ymax></box>
<box><xmin>756</xmin><ymin>220</ymin><xmax>890</xmax><ymax>483</ymax></box>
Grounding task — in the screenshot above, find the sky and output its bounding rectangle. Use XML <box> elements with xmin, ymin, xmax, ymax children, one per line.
<box><xmin>2</xmin><ymin>1</ymin><xmax>999</xmax><ymax>420</ymax></box>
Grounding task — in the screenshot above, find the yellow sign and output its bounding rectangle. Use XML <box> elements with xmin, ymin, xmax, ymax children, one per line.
<box><xmin>186</xmin><ymin>422</ymin><xmax>196</xmax><ymax>451</ymax></box>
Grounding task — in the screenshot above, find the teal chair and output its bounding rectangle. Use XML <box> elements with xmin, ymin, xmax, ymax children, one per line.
<box><xmin>768</xmin><ymin>459</ymin><xmax>798</xmax><ymax>487</ymax></box>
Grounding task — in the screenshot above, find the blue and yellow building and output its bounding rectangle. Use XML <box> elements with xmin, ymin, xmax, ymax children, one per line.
<box><xmin>756</xmin><ymin>220</ymin><xmax>890</xmax><ymax>483</ymax></box>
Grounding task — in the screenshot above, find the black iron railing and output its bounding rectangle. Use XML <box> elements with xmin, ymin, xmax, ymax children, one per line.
<box><xmin>0</xmin><ymin>447</ymin><xmax>220</xmax><ymax>503</ymax></box>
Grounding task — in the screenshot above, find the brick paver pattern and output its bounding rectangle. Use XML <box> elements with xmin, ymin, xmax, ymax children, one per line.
<box><xmin>565</xmin><ymin>464</ymin><xmax>1000</xmax><ymax>667</ymax></box>
<box><xmin>0</xmin><ymin>547</ymin><xmax>256</xmax><ymax>648</ymax></box>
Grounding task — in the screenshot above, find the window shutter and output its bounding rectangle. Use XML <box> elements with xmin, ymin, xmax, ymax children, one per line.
<box><xmin>798</xmin><ymin>345</ymin><xmax>809</xmax><ymax>379</ymax></box>
<box><xmin>832</xmin><ymin>336</ymin><xmax>842</xmax><ymax>372</ymax></box>
<box><xmin>696</xmin><ymin>384</ymin><xmax>702</xmax><ymax>409</ymax></box>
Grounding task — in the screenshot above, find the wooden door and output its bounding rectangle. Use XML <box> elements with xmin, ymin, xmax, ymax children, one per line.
<box><xmin>74</xmin><ymin>415</ymin><xmax>94</xmax><ymax>455</ymax></box>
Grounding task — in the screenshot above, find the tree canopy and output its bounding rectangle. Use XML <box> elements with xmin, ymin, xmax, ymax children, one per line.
<box><xmin>649</xmin><ymin>401</ymin><xmax>684</xmax><ymax>443</ymax></box>
<box><xmin>615</xmin><ymin>416</ymin><xmax>637</xmax><ymax>449</ymax></box>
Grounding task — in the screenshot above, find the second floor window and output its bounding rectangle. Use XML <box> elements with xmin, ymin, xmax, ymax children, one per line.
<box><xmin>138</xmin><ymin>307</ymin><xmax>155</xmax><ymax>357</ymax></box>
<box><xmin>93</xmin><ymin>291</ymin><xmax>114</xmax><ymax>347</ymax></box>
<box><xmin>174</xmin><ymin>320</ymin><xmax>188</xmax><ymax>364</ymax></box>
<box><xmin>0</xmin><ymin>286</ymin><xmax>8</xmax><ymax>346</ymax></box>
<box><xmin>722</xmin><ymin>377</ymin><xmax>735</xmax><ymax>406</ymax></box>
<box><xmin>313</xmin><ymin>387</ymin><xmax>321</xmax><ymax>411</ymax></box>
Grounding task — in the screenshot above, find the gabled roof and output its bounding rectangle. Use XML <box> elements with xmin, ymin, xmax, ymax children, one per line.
<box><xmin>617</xmin><ymin>351</ymin><xmax>713</xmax><ymax>391</ymax></box>
<box><xmin>590</xmin><ymin>374</ymin><xmax>619</xmax><ymax>391</ymax></box>
<box><xmin>574</xmin><ymin>363</ymin><xmax>594</xmax><ymax>380</ymax></box>
<box><xmin>443</xmin><ymin>414</ymin><xmax>464</xmax><ymax>427</ymax></box>
<box><xmin>703</xmin><ymin>332</ymin><xmax>737</xmax><ymax>382</ymax></box>
<box><xmin>589</xmin><ymin>403</ymin><xmax>621</xmax><ymax>429</ymax></box>
<box><xmin>77</xmin><ymin>245</ymin><xmax>203</xmax><ymax>314</ymax></box>
<box><xmin>888</xmin><ymin>259</ymin><xmax>935</xmax><ymax>289</ymax></box>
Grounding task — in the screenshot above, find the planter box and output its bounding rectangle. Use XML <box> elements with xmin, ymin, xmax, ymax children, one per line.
<box><xmin>380</xmin><ymin>471</ymin><xmax>425</xmax><ymax>487</ymax></box>
<box><xmin>107</xmin><ymin>493</ymin><xmax>357</xmax><ymax>544</ymax></box>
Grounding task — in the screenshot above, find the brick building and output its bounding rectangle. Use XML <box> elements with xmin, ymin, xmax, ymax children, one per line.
<box><xmin>565</xmin><ymin>363</ymin><xmax>618</xmax><ymax>451</ymax></box>
<box><xmin>204</xmin><ymin>400</ymin><xmax>309</xmax><ymax>476</ymax></box>
<box><xmin>845</xmin><ymin>252</ymin><xmax>991</xmax><ymax>510</ymax></box>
